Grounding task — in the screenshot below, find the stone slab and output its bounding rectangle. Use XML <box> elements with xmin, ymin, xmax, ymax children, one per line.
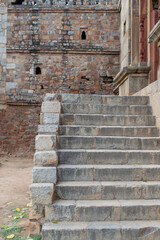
<box><xmin>30</xmin><ymin>183</ymin><xmax>54</xmax><ymax>205</ymax></box>
<box><xmin>32</xmin><ymin>167</ymin><xmax>57</xmax><ymax>184</ymax></box>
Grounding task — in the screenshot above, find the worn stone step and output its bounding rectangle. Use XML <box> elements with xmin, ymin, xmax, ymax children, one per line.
<box><xmin>42</xmin><ymin>221</ymin><xmax>160</xmax><ymax>240</ymax></box>
<box><xmin>45</xmin><ymin>199</ymin><xmax>160</xmax><ymax>222</ymax></box>
<box><xmin>58</xmin><ymin>136</ymin><xmax>160</xmax><ymax>150</ymax></box>
<box><xmin>59</xmin><ymin>125</ymin><xmax>159</xmax><ymax>137</ymax></box>
<box><xmin>57</xmin><ymin>150</ymin><xmax>160</xmax><ymax>165</ymax></box>
<box><xmin>60</xmin><ymin>114</ymin><xmax>155</xmax><ymax>126</ymax></box>
<box><xmin>56</xmin><ymin>181</ymin><xmax>160</xmax><ymax>200</ymax></box>
<box><xmin>61</xmin><ymin>103</ymin><xmax>152</xmax><ymax>115</ymax></box>
<box><xmin>57</xmin><ymin>165</ymin><xmax>160</xmax><ymax>181</ymax></box>
<box><xmin>61</xmin><ymin>94</ymin><xmax>149</xmax><ymax>105</ymax></box>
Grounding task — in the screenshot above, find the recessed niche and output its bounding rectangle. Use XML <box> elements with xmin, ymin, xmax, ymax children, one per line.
<box><xmin>81</xmin><ymin>31</ymin><xmax>86</xmax><ymax>40</ymax></box>
<box><xmin>35</xmin><ymin>66</ymin><xmax>42</xmax><ymax>75</ymax></box>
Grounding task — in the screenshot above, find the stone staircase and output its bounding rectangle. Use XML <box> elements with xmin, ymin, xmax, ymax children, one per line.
<box><xmin>42</xmin><ymin>94</ymin><xmax>160</xmax><ymax>240</ymax></box>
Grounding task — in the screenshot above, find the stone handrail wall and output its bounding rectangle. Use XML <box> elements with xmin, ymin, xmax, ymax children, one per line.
<box><xmin>29</xmin><ymin>93</ymin><xmax>61</xmax><ymax>235</ymax></box>
<box><xmin>134</xmin><ymin>79</ymin><xmax>160</xmax><ymax>130</ymax></box>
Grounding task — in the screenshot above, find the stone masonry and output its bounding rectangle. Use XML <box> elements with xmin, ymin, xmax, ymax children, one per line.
<box><xmin>30</xmin><ymin>93</ymin><xmax>160</xmax><ymax>239</ymax></box>
<box><xmin>0</xmin><ymin>0</ymin><xmax>120</xmax><ymax>155</ymax></box>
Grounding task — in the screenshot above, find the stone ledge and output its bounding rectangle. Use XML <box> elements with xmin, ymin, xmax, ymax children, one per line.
<box><xmin>113</xmin><ymin>65</ymin><xmax>150</xmax><ymax>95</ymax></box>
<box><xmin>8</xmin><ymin>6</ymin><xmax>119</xmax><ymax>13</ymax></box>
<box><xmin>6</xmin><ymin>49</ymin><xmax>120</xmax><ymax>55</ymax></box>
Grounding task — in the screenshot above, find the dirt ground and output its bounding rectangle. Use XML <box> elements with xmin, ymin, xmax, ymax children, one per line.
<box><xmin>0</xmin><ymin>156</ymin><xmax>33</xmax><ymax>239</ymax></box>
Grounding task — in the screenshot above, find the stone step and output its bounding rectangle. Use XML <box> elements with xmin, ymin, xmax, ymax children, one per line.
<box><xmin>45</xmin><ymin>199</ymin><xmax>160</xmax><ymax>222</ymax></box>
<box><xmin>59</xmin><ymin>125</ymin><xmax>159</xmax><ymax>137</ymax></box>
<box><xmin>58</xmin><ymin>136</ymin><xmax>160</xmax><ymax>150</ymax></box>
<box><xmin>57</xmin><ymin>165</ymin><xmax>160</xmax><ymax>181</ymax></box>
<box><xmin>61</xmin><ymin>103</ymin><xmax>152</xmax><ymax>115</ymax></box>
<box><xmin>56</xmin><ymin>181</ymin><xmax>160</xmax><ymax>200</ymax></box>
<box><xmin>42</xmin><ymin>221</ymin><xmax>160</xmax><ymax>240</ymax></box>
<box><xmin>57</xmin><ymin>150</ymin><xmax>160</xmax><ymax>165</ymax></box>
<box><xmin>60</xmin><ymin>114</ymin><xmax>155</xmax><ymax>126</ymax></box>
<box><xmin>61</xmin><ymin>94</ymin><xmax>149</xmax><ymax>105</ymax></box>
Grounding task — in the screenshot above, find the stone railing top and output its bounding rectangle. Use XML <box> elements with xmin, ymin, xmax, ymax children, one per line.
<box><xmin>113</xmin><ymin>64</ymin><xmax>150</xmax><ymax>94</ymax></box>
<box><xmin>148</xmin><ymin>20</ymin><xmax>160</xmax><ymax>43</ymax></box>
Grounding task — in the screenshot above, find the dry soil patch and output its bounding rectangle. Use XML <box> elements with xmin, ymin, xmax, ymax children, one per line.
<box><xmin>0</xmin><ymin>156</ymin><xmax>33</xmax><ymax>238</ymax></box>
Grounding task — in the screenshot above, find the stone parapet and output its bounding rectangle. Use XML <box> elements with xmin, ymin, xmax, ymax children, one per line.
<box><xmin>134</xmin><ymin>78</ymin><xmax>160</xmax><ymax>130</ymax></box>
<box><xmin>29</xmin><ymin>93</ymin><xmax>61</xmax><ymax>235</ymax></box>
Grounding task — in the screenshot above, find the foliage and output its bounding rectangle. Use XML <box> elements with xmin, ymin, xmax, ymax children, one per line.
<box><xmin>0</xmin><ymin>205</ymin><xmax>39</xmax><ymax>240</ymax></box>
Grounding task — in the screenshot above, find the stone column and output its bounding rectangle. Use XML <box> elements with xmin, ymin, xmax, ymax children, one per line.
<box><xmin>0</xmin><ymin>4</ymin><xmax>7</xmax><ymax>104</ymax></box>
<box><xmin>139</xmin><ymin>0</ymin><xmax>147</xmax><ymax>62</ymax></box>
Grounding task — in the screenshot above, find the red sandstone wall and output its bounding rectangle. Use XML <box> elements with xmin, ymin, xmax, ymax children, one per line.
<box><xmin>0</xmin><ymin>104</ymin><xmax>40</xmax><ymax>155</ymax></box>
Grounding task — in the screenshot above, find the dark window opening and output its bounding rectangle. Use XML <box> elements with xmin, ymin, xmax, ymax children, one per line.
<box><xmin>65</xmin><ymin>0</ymin><xmax>69</xmax><ymax>4</ymax></box>
<box><xmin>96</xmin><ymin>0</ymin><xmax>99</xmax><ymax>4</ymax></box>
<box><xmin>36</xmin><ymin>66</ymin><xmax>41</xmax><ymax>75</ymax></box>
<box><xmin>152</xmin><ymin>0</ymin><xmax>158</xmax><ymax>9</ymax></box>
<box><xmin>81</xmin><ymin>76</ymin><xmax>90</xmax><ymax>81</ymax></box>
<box><xmin>34</xmin><ymin>1</ymin><xmax>37</xmax><ymax>5</ymax></box>
<box><xmin>41</xmin><ymin>85</ymin><xmax>44</xmax><ymax>89</ymax></box>
<box><xmin>103</xmin><ymin>76</ymin><xmax>113</xmax><ymax>84</ymax></box>
<box><xmin>81</xmin><ymin>31</ymin><xmax>86</xmax><ymax>40</ymax></box>
<box><xmin>12</xmin><ymin>0</ymin><xmax>25</xmax><ymax>5</ymax></box>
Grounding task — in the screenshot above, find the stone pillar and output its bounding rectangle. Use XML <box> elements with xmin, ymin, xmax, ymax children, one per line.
<box><xmin>139</xmin><ymin>0</ymin><xmax>147</xmax><ymax>62</ymax></box>
<box><xmin>0</xmin><ymin>4</ymin><xmax>7</xmax><ymax>104</ymax></box>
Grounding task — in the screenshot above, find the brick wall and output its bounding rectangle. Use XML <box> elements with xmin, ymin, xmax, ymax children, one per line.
<box><xmin>0</xmin><ymin>104</ymin><xmax>40</xmax><ymax>155</ymax></box>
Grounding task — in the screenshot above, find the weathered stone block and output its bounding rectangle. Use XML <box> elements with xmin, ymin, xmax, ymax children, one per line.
<box><xmin>29</xmin><ymin>221</ymin><xmax>41</xmax><ymax>236</ymax></box>
<box><xmin>29</xmin><ymin>204</ymin><xmax>44</xmax><ymax>221</ymax></box>
<box><xmin>40</xmin><ymin>113</ymin><xmax>60</xmax><ymax>124</ymax></box>
<box><xmin>34</xmin><ymin>151</ymin><xmax>58</xmax><ymax>166</ymax></box>
<box><xmin>32</xmin><ymin>167</ymin><xmax>57</xmax><ymax>184</ymax></box>
<box><xmin>30</xmin><ymin>183</ymin><xmax>54</xmax><ymax>205</ymax></box>
<box><xmin>41</xmin><ymin>101</ymin><xmax>61</xmax><ymax>113</ymax></box>
<box><xmin>44</xmin><ymin>94</ymin><xmax>62</xmax><ymax>102</ymax></box>
<box><xmin>45</xmin><ymin>201</ymin><xmax>75</xmax><ymax>221</ymax></box>
<box><xmin>38</xmin><ymin>124</ymin><xmax>59</xmax><ymax>134</ymax></box>
<box><xmin>35</xmin><ymin>135</ymin><xmax>56</xmax><ymax>151</ymax></box>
